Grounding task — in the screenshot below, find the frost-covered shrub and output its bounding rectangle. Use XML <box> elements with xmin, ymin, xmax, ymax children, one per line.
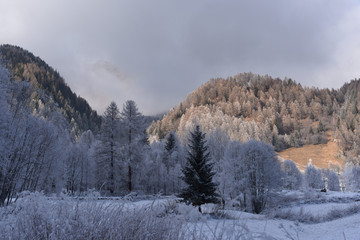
<box><xmin>305</xmin><ymin>164</ymin><xmax>324</xmax><ymax>189</ymax></box>
<box><xmin>326</xmin><ymin>204</ymin><xmax>360</xmax><ymax>221</ymax></box>
<box><xmin>270</xmin><ymin>207</ymin><xmax>318</xmax><ymax>224</ymax></box>
<box><xmin>343</xmin><ymin>165</ymin><xmax>360</xmax><ymax>191</ymax></box>
<box><xmin>1</xmin><ymin>192</ymin><xmax>280</xmax><ymax>239</ymax></box>
<box><xmin>303</xmin><ymin>189</ymin><xmax>322</xmax><ymax>200</ymax></box>
<box><xmin>324</xmin><ymin>169</ymin><xmax>340</xmax><ymax>191</ymax></box>
<box><xmin>282</xmin><ymin>160</ymin><xmax>303</xmax><ymax>190</ymax></box>
<box><xmin>271</xmin><ymin>203</ymin><xmax>360</xmax><ymax>224</ymax></box>
<box><xmin>177</xmin><ymin>203</ymin><xmax>204</xmax><ymax>222</ymax></box>
<box><xmin>0</xmin><ymin>192</ymin><xmax>183</xmax><ymax>240</ymax></box>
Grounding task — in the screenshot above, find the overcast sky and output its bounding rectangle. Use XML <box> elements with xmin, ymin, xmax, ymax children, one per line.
<box><xmin>1</xmin><ymin>0</ymin><xmax>360</xmax><ymax>115</ymax></box>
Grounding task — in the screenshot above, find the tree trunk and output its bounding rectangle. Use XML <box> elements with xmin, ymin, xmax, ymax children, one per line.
<box><xmin>128</xmin><ymin>165</ymin><xmax>132</xmax><ymax>192</ymax></box>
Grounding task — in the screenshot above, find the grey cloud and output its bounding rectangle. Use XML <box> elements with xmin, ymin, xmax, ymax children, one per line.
<box><xmin>1</xmin><ymin>0</ymin><xmax>360</xmax><ymax>114</ymax></box>
<box><xmin>92</xmin><ymin>61</ymin><xmax>128</xmax><ymax>84</ymax></box>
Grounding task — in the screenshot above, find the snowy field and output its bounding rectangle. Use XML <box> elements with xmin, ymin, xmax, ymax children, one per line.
<box><xmin>1</xmin><ymin>191</ymin><xmax>360</xmax><ymax>240</ymax></box>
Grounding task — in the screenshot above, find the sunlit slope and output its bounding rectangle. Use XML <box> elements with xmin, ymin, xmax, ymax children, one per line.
<box><xmin>278</xmin><ymin>131</ymin><xmax>342</xmax><ymax>171</ymax></box>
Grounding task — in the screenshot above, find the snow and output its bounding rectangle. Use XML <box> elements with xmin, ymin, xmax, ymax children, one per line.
<box><xmin>1</xmin><ymin>191</ymin><xmax>360</xmax><ymax>239</ymax></box>
<box><xmin>280</xmin><ymin>202</ymin><xmax>359</xmax><ymax>217</ymax></box>
<box><xmin>182</xmin><ymin>191</ymin><xmax>360</xmax><ymax>239</ymax></box>
<box><xmin>194</xmin><ymin>209</ymin><xmax>360</xmax><ymax>239</ymax></box>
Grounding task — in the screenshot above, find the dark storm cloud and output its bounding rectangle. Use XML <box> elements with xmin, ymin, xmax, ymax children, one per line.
<box><xmin>1</xmin><ymin>0</ymin><xmax>360</xmax><ymax>114</ymax></box>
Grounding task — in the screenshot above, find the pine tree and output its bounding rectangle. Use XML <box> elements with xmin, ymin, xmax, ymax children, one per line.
<box><xmin>162</xmin><ymin>131</ymin><xmax>182</xmax><ymax>194</ymax></box>
<box><xmin>94</xmin><ymin>102</ymin><xmax>121</xmax><ymax>195</ymax></box>
<box><xmin>120</xmin><ymin>100</ymin><xmax>145</xmax><ymax>192</ymax></box>
<box><xmin>163</xmin><ymin>131</ymin><xmax>177</xmax><ymax>173</ymax></box>
<box><xmin>179</xmin><ymin>125</ymin><xmax>219</xmax><ymax>206</ymax></box>
<box><xmin>165</xmin><ymin>131</ymin><xmax>176</xmax><ymax>153</ymax></box>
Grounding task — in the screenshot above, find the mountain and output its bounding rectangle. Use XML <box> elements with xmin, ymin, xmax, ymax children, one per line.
<box><xmin>148</xmin><ymin>72</ymin><xmax>360</xmax><ymax>168</ymax></box>
<box><xmin>0</xmin><ymin>44</ymin><xmax>101</xmax><ymax>135</ymax></box>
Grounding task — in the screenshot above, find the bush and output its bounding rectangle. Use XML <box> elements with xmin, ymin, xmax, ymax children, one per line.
<box><xmin>0</xmin><ymin>192</ymin><xmax>278</xmax><ymax>240</ymax></box>
<box><xmin>270</xmin><ymin>203</ymin><xmax>360</xmax><ymax>224</ymax></box>
<box><xmin>0</xmin><ymin>192</ymin><xmax>183</xmax><ymax>240</ymax></box>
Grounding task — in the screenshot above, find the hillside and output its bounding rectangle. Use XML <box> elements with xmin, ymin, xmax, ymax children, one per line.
<box><xmin>0</xmin><ymin>44</ymin><xmax>101</xmax><ymax>135</ymax></box>
<box><xmin>278</xmin><ymin>128</ymin><xmax>343</xmax><ymax>171</ymax></box>
<box><xmin>2</xmin><ymin>44</ymin><xmax>359</xmax><ymax>169</ymax></box>
<box><xmin>149</xmin><ymin>73</ymin><xmax>360</xmax><ymax>169</ymax></box>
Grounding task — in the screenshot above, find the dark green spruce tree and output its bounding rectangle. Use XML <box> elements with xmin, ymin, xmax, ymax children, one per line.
<box><xmin>179</xmin><ymin>125</ymin><xmax>219</xmax><ymax>206</ymax></box>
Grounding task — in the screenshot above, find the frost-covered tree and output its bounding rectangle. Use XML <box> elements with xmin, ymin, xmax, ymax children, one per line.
<box><xmin>325</xmin><ymin>169</ymin><xmax>340</xmax><ymax>191</ymax></box>
<box><xmin>0</xmin><ymin>64</ymin><xmax>69</xmax><ymax>204</ymax></box>
<box><xmin>218</xmin><ymin>141</ymin><xmax>243</xmax><ymax>206</ymax></box>
<box><xmin>0</xmin><ymin>65</ymin><xmax>10</xmax><ymax>177</ymax></box>
<box><xmin>207</xmin><ymin>128</ymin><xmax>230</xmax><ymax>164</ymax></box>
<box><xmin>282</xmin><ymin>160</ymin><xmax>303</xmax><ymax>190</ymax></box>
<box><xmin>78</xmin><ymin>130</ymin><xmax>96</xmax><ymax>191</ymax></box>
<box><xmin>162</xmin><ymin>131</ymin><xmax>183</xmax><ymax>194</ymax></box>
<box><xmin>304</xmin><ymin>163</ymin><xmax>324</xmax><ymax>189</ymax></box>
<box><xmin>343</xmin><ymin>165</ymin><xmax>360</xmax><ymax>191</ymax></box>
<box><xmin>179</xmin><ymin>126</ymin><xmax>219</xmax><ymax>206</ymax></box>
<box><xmin>207</xmin><ymin>128</ymin><xmax>230</xmax><ymax>205</ymax></box>
<box><xmin>120</xmin><ymin>100</ymin><xmax>146</xmax><ymax>192</ymax></box>
<box><xmin>238</xmin><ymin>140</ymin><xmax>282</xmax><ymax>213</ymax></box>
<box><xmin>163</xmin><ymin>131</ymin><xmax>177</xmax><ymax>170</ymax></box>
<box><xmin>93</xmin><ymin>102</ymin><xmax>121</xmax><ymax>195</ymax></box>
<box><xmin>65</xmin><ymin>144</ymin><xmax>84</xmax><ymax>194</ymax></box>
<box><xmin>142</xmin><ymin>141</ymin><xmax>165</xmax><ymax>194</ymax></box>
<box><xmin>65</xmin><ymin>131</ymin><xmax>95</xmax><ymax>194</ymax></box>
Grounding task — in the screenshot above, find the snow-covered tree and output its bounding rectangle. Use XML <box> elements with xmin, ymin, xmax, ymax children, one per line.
<box><xmin>162</xmin><ymin>131</ymin><xmax>183</xmax><ymax>194</ymax></box>
<box><xmin>207</xmin><ymin>128</ymin><xmax>230</xmax><ymax>164</ymax></box>
<box><xmin>304</xmin><ymin>163</ymin><xmax>324</xmax><ymax>189</ymax></box>
<box><xmin>65</xmin><ymin>131</ymin><xmax>96</xmax><ymax>194</ymax></box>
<box><xmin>237</xmin><ymin>140</ymin><xmax>282</xmax><ymax>213</ymax></box>
<box><xmin>207</xmin><ymin>128</ymin><xmax>230</xmax><ymax>206</ymax></box>
<box><xmin>325</xmin><ymin>169</ymin><xmax>340</xmax><ymax>191</ymax></box>
<box><xmin>282</xmin><ymin>159</ymin><xmax>303</xmax><ymax>190</ymax></box>
<box><xmin>163</xmin><ymin>131</ymin><xmax>177</xmax><ymax>170</ymax></box>
<box><xmin>179</xmin><ymin>126</ymin><xmax>219</xmax><ymax>206</ymax></box>
<box><xmin>0</xmin><ymin>65</ymin><xmax>10</xmax><ymax>179</ymax></box>
<box><xmin>0</xmin><ymin>64</ymin><xmax>69</xmax><ymax>204</ymax></box>
<box><xmin>93</xmin><ymin>102</ymin><xmax>121</xmax><ymax>195</ymax></box>
<box><xmin>78</xmin><ymin>130</ymin><xmax>96</xmax><ymax>191</ymax></box>
<box><xmin>343</xmin><ymin>165</ymin><xmax>360</xmax><ymax>191</ymax></box>
<box><xmin>142</xmin><ymin>141</ymin><xmax>166</xmax><ymax>194</ymax></box>
<box><xmin>218</xmin><ymin>141</ymin><xmax>243</xmax><ymax>206</ymax></box>
<box><xmin>120</xmin><ymin>100</ymin><xmax>146</xmax><ymax>192</ymax></box>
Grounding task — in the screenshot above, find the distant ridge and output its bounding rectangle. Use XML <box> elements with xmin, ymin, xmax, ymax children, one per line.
<box><xmin>0</xmin><ymin>44</ymin><xmax>101</xmax><ymax>134</ymax></box>
<box><xmin>148</xmin><ymin>72</ymin><xmax>360</xmax><ymax>169</ymax></box>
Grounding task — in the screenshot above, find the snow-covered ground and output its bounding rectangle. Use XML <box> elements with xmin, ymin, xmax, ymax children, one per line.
<box><xmin>195</xmin><ymin>212</ymin><xmax>360</xmax><ymax>240</ymax></box>
<box><xmin>1</xmin><ymin>191</ymin><xmax>360</xmax><ymax>239</ymax></box>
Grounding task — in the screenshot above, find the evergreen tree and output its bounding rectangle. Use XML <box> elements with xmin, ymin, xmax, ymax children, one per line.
<box><xmin>179</xmin><ymin>126</ymin><xmax>219</xmax><ymax>206</ymax></box>
<box><xmin>162</xmin><ymin>131</ymin><xmax>182</xmax><ymax>194</ymax></box>
<box><xmin>94</xmin><ymin>102</ymin><xmax>121</xmax><ymax>195</ymax></box>
<box><xmin>163</xmin><ymin>131</ymin><xmax>176</xmax><ymax>174</ymax></box>
<box><xmin>120</xmin><ymin>100</ymin><xmax>145</xmax><ymax>192</ymax></box>
<box><xmin>164</xmin><ymin>131</ymin><xmax>176</xmax><ymax>154</ymax></box>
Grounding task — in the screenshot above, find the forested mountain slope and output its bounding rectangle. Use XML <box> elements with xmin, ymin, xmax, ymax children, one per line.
<box><xmin>0</xmin><ymin>44</ymin><xmax>101</xmax><ymax>135</ymax></box>
<box><xmin>149</xmin><ymin>73</ymin><xmax>360</xmax><ymax>166</ymax></box>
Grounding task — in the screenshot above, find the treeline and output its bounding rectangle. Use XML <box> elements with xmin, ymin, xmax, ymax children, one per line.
<box><xmin>0</xmin><ymin>61</ymin><xmax>184</xmax><ymax>204</ymax></box>
<box><xmin>2</xmin><ymin>48</ymin><xmax>360</xmax><ymax>213</ymax></box>
<box><xmin>1</xmin><ymin>60</ymin><xmax>360</xmax><ymax>214</ymax></box>
<box><xmin>0</xmin><ymin>44</ymin><xmax>101</xmax><ymax>136</ymax></box>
